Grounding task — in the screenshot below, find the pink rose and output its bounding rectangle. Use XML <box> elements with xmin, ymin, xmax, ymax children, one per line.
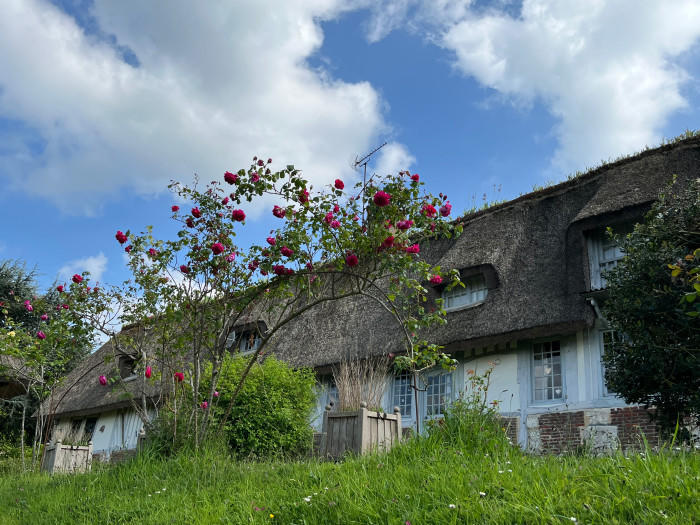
<box><xmin>222</xmin><ymin>196</ymin><xmax>229</xmax><ymax>205</ymax></box>
<box><xmin>180</xmin><ymin>265</ymin><xmax>190</xmax><ymax>274</ymax></box>
<box><xmin>272</xmin><ymin>205</ymin><xmax>286</xmax><ymax>218</ymax></box>
<box><xmin>421</xmin><ymin>204</ymin><xmax>437</xmax><ymax>218</ymax></box>
<box><xmin>148</xmin><ymin>248</ymin><xmax>158</xmax><ymax>258</ymax></box>
<box><xmin>266</xmin><ymin>237</ymin><xmax>276</xmax><ymax>246</ymax></box>
<box><xmin>280</xmin><ymin>246</ymin><xmax>293</xmax><ymax>257</ymax></box>
<box><xmin>382</xmin><ymin>235</ymin><xmax>395</xmax><ymax>249</ymax></box>
<box><xmin>411</xmin><ymin>173</ymin><xmax>419</xmax><ymax>182</ymax></box>
<box><xmin>224</xmin><ymin>171</ymin><xmax>238</xmax><ymax>184</ymax></box>
<box><xmin>115</xmin><ymin>230</ymin><xmax>128</xmax><ymax>244</ymax></box>
<box><xmin>352</xmin><ymin>215</ymin><xmax>359</xmax><ymax>222</ymax></box>
<box><xmin>72</xmin><ymin>274</ymin><xmax>83</xmax><ymax>284</ymax></box>
<box><xmin>232</xmin><ymin>209</ymin><xmax>246</xmax><ymax>222</ymax></box>
<box><xmin>201</xmin><ymin>401</ymin><xmax>208</xmax><ymax>410</ymax></box>
<box><xmin>257</xmin><ymin>159</ymin><xmax>264</xmax><ymax>167</ymax></box>
<box><xmin>405</xmin><ymin>244</ymin><xmax>420</xmax><ymax>254</ymax></box>
<box><xmin>324</xmin><ymin>212</ymin><xmax>334</xmax><ymax>225</ymax></box>
<box><xmin>211</xmin><ymin>242</ymin><xmax>225</xmax><ymax>255</ymax></box>
<box><xmin>125</xmin><ymin>245</ymin><xmax>133</xmax><ymax>253</ymax></box>
<box><xmin>57</xmin><ymin>285</ymin><xmax>64</xmax><ymax>293</ymax></box>
<box><xmin>397</xmin><ymin>219</ymin><xmax>414</xmax><ymax>230</ymax></box>
<box><xmin>171</xmin><ymin>205</ymin><xmax>180</xmax><ymax>212</ymax></box>
<box><xmin>41</xmin><ymin>314</ymin><xmax>48</xmax><ymax>321</ymax></box>
<box><xmin>213</xmin><ymin>391</ymin><xmax>220</xmax><ymax>397</ymax></box>
<box><xmin>191</xmin><ymin>207</ymin><xmax>202</xmax><ymax>218</ymax></box>
<box><xmin>25</xmin><ymin>302</ymin><xmax>33</xmax><ymax>312</ymax></box>
<box><xmin>145</xmin><ymin>366</ymin><xmax>152</xmax><ymax>379</ymax></box>
<box><xmin>62</xmin><ymin>304</ymin><xmax>69</xmax><ymax>309</ymax></box>
<box><xmin>174</xmin><ymin>372</ymin><xmax>184</xmax><ymax>383</ymax></box>
<box><xmin>36</xmin><ymin>331</ymin><xmax>46</xmax><ymax>340</ymax></box>
<box><xmin>298</xmin><ymin>189</ymin><xmax>309</xmax><ymax>204</ymax></box>
<box><xmin>226</xmin><ymin>253</ymin><xmax>236</xmax><ymax>262</ymax></box>
<box><xmin>373</xmin><ymin>190</ymin><xmax>391</xmax><ymax>207</ymax></box>
<box><xmin>429</xmin><ymin>275</ymin><xmax>443</xmax><ymax>285</ymax></box>
<box><xmin>345</xmin><ymin>253</ymin><xmax>359</xmax><ymax>267</ymax></box>
<box><xmin>99</xmin><ymin>375</ymin><xmax>107</xmax><ymax>386</ymax></box>
<box><xmin>334</xmin><ymin>179</ymin><xmax>344</xmax><ymax>190</ymax></box>
<box><xmin>330</xmin><ymin>220</ymin><xmax>340</xmax><ymax>229</ymax></box>
<box><xmin>251</xmin><ymin>172</ymin><xmax>260</xmax><ymax>183</ymax></box>
<box><xmin>439</xmin><ymin>201</ymin><xmax>452</xmax><ymax>217</ymax></box>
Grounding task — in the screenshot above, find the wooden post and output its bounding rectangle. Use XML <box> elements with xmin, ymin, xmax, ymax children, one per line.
<box><xmin>320</xmin><ymin>404</ymin><xmax>331</xmax><ymax>457</ymax></box>
<box><xmin>394</xmin><ymin>406</ymin><xmax>402</xmax><ymax>443</ymax></box>
<box><xmin>358</xmin><ymin>402</ymin><xmax>369</xmax><ymax>454</ymax></box>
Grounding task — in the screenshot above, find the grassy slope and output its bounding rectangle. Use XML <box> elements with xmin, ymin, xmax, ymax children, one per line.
<box><xmin>1</xmin><ymin>436</ymin><xmax>698</xmax><ymax>525</ymax></box>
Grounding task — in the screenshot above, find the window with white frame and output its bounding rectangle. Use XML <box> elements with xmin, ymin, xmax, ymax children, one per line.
<box><xmin>425</xmin><ymin>372</ymin><xmax>452</xmax><ymax>417</ymax></box>
<box><xmin>442</xmin><ymin>274</ymin><xmax>487</xmax><ymax>311</ymax></box>
<box><xmin>600</xmin><ymin>330</ymin><xmax>619</xmax><ymax>396</ymax></box>
<box><xmin>533</xmin><ymin>340</ymin><xmax>563</xmax><ymax>401</ymax></box>
<box><xmin>392</xmin><ymin>372</ymin><xmax>413</xmax><ymax>417</ymax></box>
<box><xmin>588</xmin><ymin>230</ymin><xmax>625</xmax><ymax>290</ymax></box>
<box><xmin>226</xmin><ymin>330</ymin><xmax>262</xmax><ymax>355</ymax></box>
<box><xmin>327</xmin><ymin>381</ymin><xmax>339</xmax><ymax>411</ymax></box>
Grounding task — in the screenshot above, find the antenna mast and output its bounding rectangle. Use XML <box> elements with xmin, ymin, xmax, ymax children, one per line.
<box><xmin>354</xmin><ymin>142</ymin><xmax>387</xmax><ymax>226</ymax></box>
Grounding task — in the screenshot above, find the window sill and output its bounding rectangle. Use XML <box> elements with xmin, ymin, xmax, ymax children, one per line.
<box><xmin>445</xmin><ymin>301</ymin><xmax>485</xmax><ymax>314</ymax></box>
<box><xmin>122</xmin><ymin>375</ymin><xmax>138</xmax><ymax>383</ymax></box>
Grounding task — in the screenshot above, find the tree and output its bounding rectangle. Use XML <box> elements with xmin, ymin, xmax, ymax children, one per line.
<box><xmin>602</xmin><ymin>177</ymin><xmax>700</xmax><ymax>436</ymax></box>
<box><xmin>78</xmin><ymin>158</ymin><xmax>461</xmax><ymax>447</ymax></box>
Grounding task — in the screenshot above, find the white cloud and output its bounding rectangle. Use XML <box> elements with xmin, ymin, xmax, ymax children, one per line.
<box><xmin>58</xmin><ymin>252</ymin><xmax>108</xmax><ymax>283</ymax></box>
<box><xmin>440</xmin><ymin>0</ymin><xmax>700</xmax><ymax>174</ymax></box>
<box><xmin>371</xmin><ymin>142</ymin><xmax>416</xmax><ymax>176</ymax></box>
<box><xmin>0</xmin><ymin>0</ymin><xmax>387</xmax><ymax>215</ymax></box>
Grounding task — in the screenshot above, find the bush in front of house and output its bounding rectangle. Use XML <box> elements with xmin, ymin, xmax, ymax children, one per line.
<box><xmin>205</xmin><ymin>355</ymin><xmax>316</xmax><ymax>459</ymax></box>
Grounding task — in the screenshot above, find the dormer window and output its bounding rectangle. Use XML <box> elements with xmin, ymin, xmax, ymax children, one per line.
<box><xmin>118</xmin><ymin>355</ymin><xmax>137</xmax><ymax>380</ymax></box>
<box><xmin>226</xmin><ymin>329</ymin><xmax>262</xmax><ymax>355</ymax></box>
<box><xmin>442</xmin><ymin>274</ymin><xmax>488</xmax><ymax>311</ymax></box>
<box><xmin>587</xmin><ymin>229</ymin><xmax>626</xmax><ymax>290</ymax></box>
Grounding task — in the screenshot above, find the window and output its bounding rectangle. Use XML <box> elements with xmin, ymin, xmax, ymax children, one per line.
<box><xmin>588</xmin><ymin>230</ymin><xmax>625</xmax><ymax>290</ymax></box>
<box><xmin>327</xmin><ymin>381</ymin><xmax>339</xmax><ymax>411</ymax></box>
<box><xmin>600</xmin><ymin>330</ymin><xmax>619</xmax><ymax>396</ymax></box>
<box><xmin>392</xmin><ymin>372</ymin><xmax>413</xmax><ymax>417</ymax></box>
<box><xmin>118</xmin><ymin>355</ymin><xmax>137</xmax><ymax>380</ymax></box>
<box><xmin>83</xmin><ymin>417</ymin><xmax>98</xmax><ymax>441</ymax></box>
<box><xmin>442</xmin><ymin>274</ymin><xmax>487</xmax><ymax>311</ymax></box>
<box><xmin>425</xmin><ymin>372</ymin><xmax>452</xmax><ymax>417</ymax></box>
<box><xmin>227</xmin><ymin>330</ymin><xmax>262</xmax><ymax>355</ymax></box>
<box><xmin>533</xmin><ymin>340</ymin><xmax>563</xmax><ymax>401</ymax></box>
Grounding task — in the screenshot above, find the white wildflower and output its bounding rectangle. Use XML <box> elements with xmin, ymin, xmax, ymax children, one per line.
<box><xmin>304</xmin><ymin>497</ymin><xmax>311</xmax><ymax>503</ymax></box>
<box><xmin>448</xmin><ymin>504</ymin><xmax>456</xmax><ymax>509</ymax></box>
<box><xmin>570</xmin><ymin>518</ymin><xmax>577</xmax><ymax>522</ymax></box>
<box><xmin>498</xmin><ymin>470</ymin><xmax>504</xmax><ymax>474</ymax></box>
<box><xmin>479</xmin><ymin>492</ymin><xmax>486</xmax><ymax>497</ymax></box>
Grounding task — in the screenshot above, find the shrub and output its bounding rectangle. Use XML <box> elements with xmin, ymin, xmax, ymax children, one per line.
<box><xmin>205</xmin><ymin>355</ymin><xmax>316</xmax><ymax>459</ymax></box>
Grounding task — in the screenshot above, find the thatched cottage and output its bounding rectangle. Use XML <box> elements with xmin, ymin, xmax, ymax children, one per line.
<box><xmin>44</xmin><ymin>136</ymin><xmax>700</xmax><ymax>458</ymax></box>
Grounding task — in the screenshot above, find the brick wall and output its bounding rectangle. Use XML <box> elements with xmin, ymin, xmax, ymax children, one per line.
<box><xmin>536</xmin><ymin>411</ymin><xmax>585</xmax><ymax>454</ymax></box>
<box><xmin>500</xmin><ymin>416</ymin><xmax>519</xmax><ymax>444</ymax></box>
<box><xmin>610</xmin><ymin>406</ymin><xmax>659</xmax><ymax>449</ymax></box>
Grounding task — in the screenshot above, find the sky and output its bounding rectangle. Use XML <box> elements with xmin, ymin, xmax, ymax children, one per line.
<box><xmin>1</xmin><ymin>0</ymin><xmax>699</xmax><ymax>293</ymax></box>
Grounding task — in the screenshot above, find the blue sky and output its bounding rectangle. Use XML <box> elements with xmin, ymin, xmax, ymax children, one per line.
<box><xmin>1</xmin><ymin>0</ymin><xmax>699</xmax><ymax>293</ymax></box>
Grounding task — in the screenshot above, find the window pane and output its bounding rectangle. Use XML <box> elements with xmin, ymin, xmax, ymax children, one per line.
<box><xmin>533</xmin><ymin>341</ymin><xmax>563</xmax><ymax>401</ymax></box>
<box><xmin>393</xmin><ymin>372</ymin><xmax>413</xmax><ymax>416</ymax></box>
<box><xmin>442</xmin><ymin>274</ymin><xmax>488</xmax><ymax>311</ymax></box>
<box><xmin>426</xmin><ymin>373</ymin><xmax>452</xmax><ymax>416</ymax></box>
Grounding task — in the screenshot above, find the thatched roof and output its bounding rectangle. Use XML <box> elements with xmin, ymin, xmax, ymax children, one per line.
<box><xmin>50</xmin><ymin>136</ymin><xmax>700</xmax><ymax>415</ymax></box>
<box><xmin>268</xmin><ymin>135</ymin><xmax>700</xmax><ymax>368</ymax></box>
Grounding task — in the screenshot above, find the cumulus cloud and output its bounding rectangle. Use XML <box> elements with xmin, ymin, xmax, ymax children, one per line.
<box><xmin>0</xmin><ymin>0</ymin><xmax>386</xmax><ymax>214</ymax></box>
<box><xmin>371</xmin><ymin>142</ymin><xmax>416</xmax><ymax>176</ymax></box>
<box><xmin>365</xmin><ymin>0</ymin><xmax>700</xmax><ymax>175</ymax></box>
<box><xmin>58</xmin><ymin>252</ymin><xmax>108</xmax><ymax>283</ymax></box>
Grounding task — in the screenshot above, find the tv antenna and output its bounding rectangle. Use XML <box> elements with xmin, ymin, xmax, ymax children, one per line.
<box><xmin>354</xmin><ymin>142</ymin><xmax>387</xmax><ymax>225</ymax></box>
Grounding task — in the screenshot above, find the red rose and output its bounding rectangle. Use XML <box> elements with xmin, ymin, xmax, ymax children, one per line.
<box><xmin>333</xmin><ymin>204</ymin><xmax>340</xmax><ymax>214</ymax></box>
<box><xmin>273</xmin><ymin>264</ymin><xmax>286</xmax><ymax>275</ymax></box>
<box><xmin>421</xmin><ymin>204</ymin><xmax>437</xmax><ymax>218</ymax></box>
<box><xmin>429</xmin><ymin>275</ymin><xmax>442</xmax><ymax>285</ymax></box>
<box><xmin>115</xmin><ymin>230</ymin><xmax>127</xmax><ymax>244</ymax></box>
<box><xmin>148</xmin><ymin>248</ymin><xmax>158</xmax><ymax>258</ymax></box>
<box><xmin>174</xmin><ymin>372</ymin><xmax>184</xmax><ymax>383</ymax></box>
<box><xmin>180</xmin><ymin>265</ymin><xmax>190</xmax><ymax>274</ymax></box>
<box><xmin>186</xmin><ymin>218</ymin><xmax>194</xmax><ymax>228</ymax></box>
<box><xmin>57</xmin><ymin>285</ymin><xmax>64</xmax><ymax>293</ymax></box>
<box><xmin>397</xmin><ymin>219</ymin><xmax>414</xmax><ymax>230</ymax></box>
<box><xmin>266</xmin><ymin>237</ymin><xmax>276</xmax><ymax>246</ymax></box>
<box><xmin>306</xmin><ymin>262</ymin><xmax>314</xmax><ymax>270</ymax></box>
<box><xmin>231</xmin><ymin>209</ymin><xmax>246</xmax><ymax>221</ymax></box>
<box><xmin>99</xmin><ymin>375</ymin><xmax>107</xmax><ymax>386</ymax></box>
<box><xmin>439</xmin><ymin>201</ymin><xmax>452</xmax><ymax>217</ymax></box>
<box><xmin>125</xmin><ymin>245</ymin><xmax>133</xmax><ymax>253</ymax></box>
<box><xmin>298</xmin><ymin>189</ymin><xmax>309</xmax><ymax>204</ymax></box>
<box><xmin>334</xmin><ymin>179</ymin><xmax>344</xmax><ymax>190</ymax></box>
<box><xmin>257</xmin><ymin>159</ymin><xmax>264</xmax><ymax>167</ymax></box>
<box><xmin>222</xmin><ymin>197</ymin><xmax>229</xmax><ymax>205</ymax></box>
<box><xmin>36</xmin><ymin>331</ymin><xmax>46</xmax><ymax>340</ymax></box>
<box><xmin>41</xmin><ymin>314</ymin><xmax>48</xmax><ymax>321</ymax></box>
<box><xmin>324</xmin><ymin>212</ymin><xmax>334</xmax><ymax>224</ymax></box>
<box><xmin>145</xmin><ymin>366</ymin><xmax>152</xmax><ymax>379</ymax></box>
<box><xmin>224</xmin><ymin>171</ymin><xmax>238</xmax><ymax>184</ymax></box>
<box><xmin>72</xmin><ymin>274</ymin><xmax>83</xmax><ymax>284</ymax></box>
<box><xmin>248</xmin><ymin>260</ymin><xmax>260</xmax><ymax>271</ymax></box>
<box><xmin>405</xmin><ymin>244</ymin><xmax>420</xmax><ymax>254</ymax></box>
<box><xmin>373</xmin><ymin>190</ymin><xmax>391</xmax><ymax>207</ymax></box>
<box><xmin>272</xmin><ymin>205</ymin><xmax>286</xmax><ymax>218</ymax></box>
<box><xmin>280</xmin><ymin>246</ymin><xmax>293</xmax><ymax>257</ymax></box>
<box><xmin>251</xmin><ymin>172</ymin><xmax>260</xmax><ymax>183</ymax></box>
<box><xmin>171</xmin><ymin>205</ymin><xmax>180</xmax><ymax>212</ymax></box>
<box><xmin>330</xmin><ymin>220</ymin><xmax>340</xmax><ymax>229</ymax></box>
<box><xmin>411</xmin><ymin>174</ymin><xmax>419</xmax><ymax>182</ymax></box>
<box><xmin>201</xmin><ymin>401</ymin><xmax>208</xmax><ymax>409</ymax></box>
<box><xmin>382</xmin><ymin>235</ymin><xmax>395</xmax><ymax>249</ymax></box>
<box><xmin>192</xmin><ymin>207</ymin><xmax>202</xmax><ymax>218</ymax></box>
<box><xmin>211</xmin><ymin>242</ymin><xmax>225</xmax><ymax>255</ymax></box>
<box><xmin>62</xmin><ymin>304</ymin><xmax>69</xmax><ymax>309</ymax></box>
<box><xmin>345</xmin><ymin>253</ymin><xmax>359</xmax><ymax>267</ymax></box>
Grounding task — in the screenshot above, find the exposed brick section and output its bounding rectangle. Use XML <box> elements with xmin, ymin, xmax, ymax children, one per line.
<box><xmin>500</xmin><ymin>416</ymin><xmax>519</xmax><ymax>444</ymax></box>
<box><xmin>537</xmin><ymin>411</ymin><xmax>585</xmax><ymax>454</ymax></box>
<box><xmin>610</xmin><ymin>406</ymin><xmax>659</xmax><ymax>449</ymax></box>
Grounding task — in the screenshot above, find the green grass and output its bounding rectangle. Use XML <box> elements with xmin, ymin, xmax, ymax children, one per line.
<box><xmin>1</xmin><ymin>435</ymin><xmax>698</xmax><ymax>524</ymax></box>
